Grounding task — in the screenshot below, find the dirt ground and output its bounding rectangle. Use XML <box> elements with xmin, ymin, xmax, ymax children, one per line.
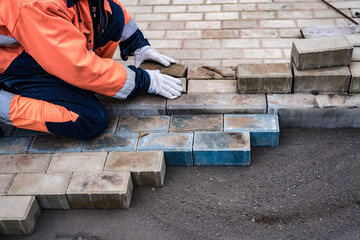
<box><xmin>2</xmin><ymin>129</ymin><xmax>360</xmax><ymax>240</ymax></box>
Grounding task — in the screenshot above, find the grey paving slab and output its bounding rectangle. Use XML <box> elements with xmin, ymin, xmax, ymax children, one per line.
<box><xmin>82</xmin><ymin>133</ymin><xmax>138</xmax><ymax>152</ymax></box>
<box><xmin>29</xmin><ymin>135</ymin><xmax>83</xmax><ymax>154</ymax></box>
<box><xmin>140</xmin><ymin>61</ymin><xmax>187</xmax><ymax>78</ymax></box>
<box><xmin>170</xmin><ymin>115</ymin><xmax>223</xmax><ymax>132</ymax></box>
<box><xmin>293</xmin><ymin>65</ymin><xmax>351</xmax><ymax>94</ymax></box>
<box><xmin>291</xmin><ymin>36</ymin><xmax>353</xmax><ymax>70</ymax></box>
<box><xmin>104</xmin><ymin>117</ymin><xmax>119</xmax><ymax>133</ymax></box>
<box><xmin>353</xmin><ymin>47</ymin><xmax>360</xmax><ymax>62</ymax></box>
<box><xmin>47</xmin><ymin>152</ymin><xmax>107</xmax><ymax>173</ymax></box>
<box><xmin>116</xmin><ymin>116</ymin><xmax>170</xmax><ymax>133</ymax></box>
<box><xmin>268</xmin><ymin>94</ymin><xmax>360</xmax><ymax>128</ymax></box>
<box><xmin>187</xmin><ymin>66</ymin><xmax>236</xmax><ymax>80</ymax></box>
<box><xmin>188</xmin><ymin>80</ymin><xmax>238</xmax><ymax>94</ymax></box>
<box><xmin>349</xmin><ymin>62</ymin><xmax>360</xmax><ymax>93</ymax></box>
<box><xmin>67</xmin><ymin>172</ymin><xmax>133</xmax><ymax>209</ymax></box>
<box><xmin>0</xmin><ymin>154</ymin><xmax>51</xmax><ymax>173</ymax></box>
<box><xmin>0</xmin><ymin>196</ymin><xmax>41</xmax><ymax>235</ymax></box>
<box><xmin>237</xmin><ymin>63</ymin><xmax>292</xmax><ymax>94</ymax></box>
<box><xmin>0</xmin><ymin>137</ymin><xmax>33</xmax><ymax>154</ymax></box>
<box><xmin>179</xmin><ymin>78</ymin><xmax>187</xmax><ymax>93</ymax></box>
<box><xmin>8</xmin><ymin>173</ymin><xmax>72</xmax><ymax>209</ymax></box>
<box><xmin>0</xmin><ymin>174</ymin><xmax>14</xmax><ymax>195</ymax></box>
<box><xmin>167</xmin><ymin>94</ymin><xmax>267</xmax><ymax>115</ymax></box>
<box><xmin>104</xmin><ymin>151</ymin><xmax>165</xmax><ymax>187</ymax></box>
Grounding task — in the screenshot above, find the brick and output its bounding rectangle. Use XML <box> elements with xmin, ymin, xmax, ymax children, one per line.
<box><xmin>142</xmin><ymin>30</ymin><xmax>166</xmax><ymax>39</ymax></box>
<box><xmin>104</xmin><ymin>151</ymin><xmax>165</xmax><ymax>187</ymax></box>
<box><xmin>259</xmin><ymin>20</ymin><xmax>296</xmax><ymax>28</ymax></box>
<box><xmin>148</xmin><ymin>22</ymin><xmax>184</xmax><ymax>30</ymax></box>
<box><xmin>185</xmin><ymin>21</ymin><xmax>221</xmax><ymax>30</ymax></box>
<box><xmin>0</xmin><ymin>124</ymin><xmax>14</xmax><ymax>137</ymax></box>
<box><xmin>170</xmin><ymin>115</ymin><xmax>223</xmax><ymax>132</ymax></box>
<box><xmin>268</xmin><ymin>94</ymin><xmax>360</xmax><ymax>128</ymax></box>
<box><xmin>241</xmin><ymin>29</ymin><xmax>279</xmax><ymax>38</ymax></box>
<box><xmin>331</xmin><ymin>1</ymin><xmax>360</xmax><ymax>9</ymax></box>
<box><xmin>159</xmin><ymin>49</ymin><xmax>201</xmax><ymax>60</ymax></box>
<box><xmin>125</xmin><ymin>6</ymin><xmax>153</xmax><ymax>14</ymax></box>
<box><xmin>167</xmin><ymin>94</ymin><xmax>267</xmax><ymax>115</ymax></box>
<box><xmin>148</xmin><ymin>40</ymin><xmax>182</xmax><ymax>49</ymax></box>
<box><xmin>203</xmin><ymin>30</ymin><xmax>239</xmax><ymax>39</ymax></box>
<box><xmin>82</xmin><ymin>133</ymin><xmax>138</xmax><ymax>152</ymax></box>
<box><xmin>29</xmin><ymin>135</ymin><xmax>83</xmax><ymax>154</ymax></box>
<box><xmin>48</xmin><ymin>152</ymin><xmax>107</xmax><ymax>173</ymax></box>
<box><xmin>237</xmin><ymin>63</ymin><xmax>292</xmax><ymax>94</ymax></box>
<box><xmin>154</xmin><ymin>5</ymin><xmax>186</xmax><ymax>13</ymax></box>
<box><xmin>291</xmin><ymin>36</ymin><xmax>353</xmax><ymax>70</ymax></box>
<box><xmin>243</xmin><ymin>49</ymin><xmax>283</xmax><ymax>59</ymax></box>
<box><xmin>293</xmin><ymin>65</ymin><xmax>351</xmax><ymax>94</ymax></box>
<box><xmin>12</xmin><ymin>128</ymin><xmax>49</xmax><ymax>137</ymax></box>
<box><xmin>353</xmin><ymin>47</ymin><xmax>360</xmax><ymax>62</ymax></box>
<box><xmin>223</xmin><ymin>59</ymin><xmax>263</xmax><ymax>66</ymax></box>
<box><xmin>170</xmin><ymin>13</ymin><xmax>203</xmax><ymax>21</ymax></box>
<box><xmin>224</xmin><ymin>114</ymin><xmax>279</xmax><ymax>147</ymax></box>
<box><xmin>313</xmin><ymin>10</ymin><xmax>341</xmax><ymax>18</ymax></box>
<box><xmin>261</xmin><ymin>39</ymin><xmax>293</xmax><ymax>48</ymax></box>
<box><xmin>0</xmin><ymin>174</ymin><xmax>13</xmax><ymax>195</ymax></box>
<box><xmin>97</xmin><ymin>94</ymin><xmax>166</xmax><ymax>116</ymax></box>
<box><xmin>8</xmin><ymin>173</ymin><xmax>71</xmax><ymax>209</ymax></box>
<box><xmin>278</xmin><ymin>10</ymin><xmax>313</xmax><ymax>19</ymax></box>
<box><xmin>346</xmin><ymin>34</ymin><xmax>360</xmax><ymax>47</ymax></box>
<box><xmin>205</xmin><ymin>12</ymin><xmax>239</xmax><ymax>20</ymax></box>
<box><xmin>0</xmin><ymin>154</ymin><xmax>51</xmax><ymax>174</ymax></box>
<box><xmin>297</xmin><ymin>19</ymin><xmax>335</xmax><ymax>28</ymax></box>
<box><xmin>188</xmin><ymin>5</ymin><xmax>221</xmax><ymax>12</ymax></box>
<box><xmin>193</xmin><ymin>132</ymin><xmax>250</xmax><ymax>166</ymax></box>
<box><xmin>202</xmin><ymin>49</ymin><xmax>242</xmax><ymax>59</ymax></box>
<box><xmin>188</xmin><ymin>66</ymin><xmax>235</xmax><ymax>80</ymax></box>
<box><xmin>138</xmin><ymin>0</ymin><xmax>170</xmax><ymax>5</ymax></box>
<box><xmin>134</xmin><ymin>13</ymin><xmax>168</xmax><ymax>22</ymax></box>
<box><xmin>349</xmin><ymin>62</ymin><xmax>360</xmax><ymax>93</ymax></box>
<box><xmin>0</xmin><ymin>137</ymin><xmax>32</xmax><ymax>154</ymax></box>
<box><xmin>206</xmin><ymin>0</ymin><xmax>236</xmax><ymax>3</ymax></box>
<box><xmin>223</xmin><ymin>39</ymin><xmax>260</xmax><ymax>48</ymax></box>
<box><xmin>223</xmin><ymin>20</ymin><xmax>258</xmax><ymax>29</ymax></box>
<box><xmin>173</xmin><ymin>0</ymin><xmax>203</xmax><ymax>4</ymax></box>
<box><xmin>188</xmin><ymin>80</ymin><xmax>237</xmax><ymax>94</ymax></box>
<box><xmin>180</xmin><ymin>78</ymin><xmax>187</xmax><ymax>93</ymax></box>
<box><xmin>184</xmin><ymin>39</ymin><xmax>221</xmax><ymax>49</ymax></box>
<box><xmin>116</xmin><ymin>116</ymin><xmax>169</xmax><ymax>133</ymax></box>
<box><xmin>0</xmin><ymin>196</ymin><xmax>41</xmax><ymax>235</ymax></box>
<box><xmin>67</xmin><ymin>172</ymin><xmax>133</xmax><ymax>209</ymax></box>
<box><xmin>258</xmin><ymin>3</ymin><xmax>291</xmax><ymax>10</ymax></box>
<box><xmin>292</xmin><ymin>2</ymin><xmax>329</xmax><ymax>10</ymax></box>
<box><xmin>140</xmin><ymin>61</ymin><xmax>187</xmax><ymax>77</ymax></box>
<box><xmin>279</xmin><ymin>29</ymin><xmax>302</xmax><ymax>38</ymax></box>
<box><xmin>182</xmin><ymin>59</ymin><xmax>222</xmax><ymax>66</ymax></box>
<box><xmin>241</xmin><ymin>11</ymin><xmax>276</xmax><ymax>19</ymax></box>
<box><xmin>223</xmin><ymin>4</ymin><xmax>256</xmax><ymax>11</ymax></box>
<box><xmin>138</xmin><ymin>133</ymin><xmax>193</xmax><ymax>166</ymax></box>
<box><xmin>166</xmin><ymin>30</ymin><xmax>202</xmax><ymax>39</ymax></box>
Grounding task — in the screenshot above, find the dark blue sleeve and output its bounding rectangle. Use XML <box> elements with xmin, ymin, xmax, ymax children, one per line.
<box><xmin>126</xmin><ymin>65</ymin><xmax>151</xmax><ymax>99</ymax></box>
<box><xmin>119</xmin><ymin>29</ymin><xmax>150</xmax><ymax>61</ymax></box>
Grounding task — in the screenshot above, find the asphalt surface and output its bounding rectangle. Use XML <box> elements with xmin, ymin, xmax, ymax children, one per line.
<box><xmin>2</xmin><ymin>129</ymin><xmax>360</xmax><ymax>240</ymax></box>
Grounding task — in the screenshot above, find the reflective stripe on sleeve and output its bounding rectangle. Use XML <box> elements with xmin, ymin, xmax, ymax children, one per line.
<box><xmin>113</xmin><ymin>66</ymin><xmax>136</xmax><ymax>99</ymax></box>
<box><xmin>0</xmin><ymin>90</ymin><xmax>15</xmax><ymax>125</ymax></box>
<box><xmin>120</xmin><ymin>19</ymin><xmax>138</xmax><ymax>42</ymax></box>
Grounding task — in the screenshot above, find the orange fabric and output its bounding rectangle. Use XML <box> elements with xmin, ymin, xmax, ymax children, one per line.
<box><xmin>0</xmin><ymin>0</ymin><xmax>130</xmax><ymax>96</ymax></box>
<box><xmin>9</xmin><ymin>95</ymin><xmax>79</xmax><ymax>133</ymax></box>
<box><xmin>95</xmin><ymin>40</ymin><xmax>120</xmax><ymax>58</ymax></box>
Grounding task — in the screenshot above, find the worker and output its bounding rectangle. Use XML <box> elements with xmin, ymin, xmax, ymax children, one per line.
<box><xmin>0</xmin><ymin>0</ymin><xmax>182</xmax><ymax>139</ymax></box>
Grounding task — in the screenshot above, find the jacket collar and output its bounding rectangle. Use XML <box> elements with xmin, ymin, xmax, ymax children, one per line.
<box><xmin>66</xmin><ymin>0</ymin><xmax>81</xmax><ymax>8</ymax></box>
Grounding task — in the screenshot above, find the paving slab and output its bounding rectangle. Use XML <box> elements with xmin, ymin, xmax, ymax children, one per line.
<box><xmin>188</xmin><ymin>80</ymin><xmax>238</xmax><ymax>94</ymax></box>
<box><xmin>187</xmin><ymin>66</ymin><xmax>236</xmax><ymax>80</ymax></box>
<box><xmin>170</xmin><ymin>115</ymin><xmax>223</xmax><ymax>132</ymax></box>
<box><xmin>0</xmin><ymin>124</ymin><xmax>15</xmax><ymax>137</ymax></box>
<box><xmin>193</xmin><ymin>132</ymin><xmax>251</xmax><ymax>166</ymax></box>
<box><xmin>349</xmin><ymin>62</ymin><xmax>360</xmax><ymax>93</ymax></box>
<box><xmin>268</xmin><ymin>94</ymin><xmax>360</xmax><ymax>128</ymax></box>
<box><xmin>140</xmin><ymin>61</ymin><xmax>187</xmax><ymax>78</ymax></box>
<box><xmin>104</xmin><ymin>117</ymin><xmax>119</xmax><ymax>133</ymax></box>
<box><xmin>0</xmin><ymin>196</ymin><xmax>41</xmax><ymax>235</ymax></box>
<box><xmin>345</xmin><ymin>34</ymin><xmax>360</xmax><ymax>47</ymax></box>
<box><xmin>167</xmin><ymin>94</ymin><xmax>267</xmax><ymax>115</ymax></box>
<box><xmin>353</xmin><ymin>47</ymin><xmax>360</xmax><ymax>62</ymax></box>
<box><xmin>116</xmin><ymin>116</ymin><xmax>170</xmax><ymax>133</ymax></box>
<box><xmin>0</xmin><ymin>174</ymin><xmax>14</xmax><ymax>195</ymax></box>
<box><xmin>0</xmin><ymin>137</ymin><xmax>32</xmax><ymax>154</ymax></box>
<box><xmin>292</xmin><ymin>65</ymin><xmax>351</xmax><ymax>94</ymax></box>
<box><xmin>47</xmin><ymin>152</ymin><xmax>107</xmax><ymax>173</ymax></box>
<box><xmin>0</xmin><ymin>154</ymin><xmax>51</xmax><ymax>173</ymax></box>
<box><xmin>291</xmin><ymin>36</ymin><xmax>353</xmax><ymax>70</ymax></box>
<box><xmin>224</xmin><ymin>114</ymin><xmax>279</xmax><ymax>147</ymax></box>
<box><xmin>236</xmin><ymin>63</ymin><xmax>292</xmax><ymax>94</ymax></box>
<box><xmin>138</xmin><ymin>133</ymin><xmax>193</xmax><ymax>166</ymax></box>
<box><xmin>82</xmin><ymin>133</ymin><xmax>138</xmax><ymax>152</ymax></box>
<box><xmin>8</xmin><ymin>173</ymin><xmax>72</xmax><ymax>209</ymax></box>
<box><xmin>104</xmin><ymin>151</ymin><xmax>165</xmax><ymax>187</ymax></box>
<box><xmin>179</xmin><ymin>78</ymin><xmax>187</xmax><ymax>93</ymax></box>
<box><xmin>97</xmin><ymin>94</ymin><xmax>167</xmax><ymax>116</ymax></box>
<box><xmin>67</xmin><ymin>172</ymin><xmax>133</xmax><ymax>209</ymax></box>
<box><xmin>28</xmin><ymin>135</ymin><xmax>83</xmax><ymax>154</ymax></box>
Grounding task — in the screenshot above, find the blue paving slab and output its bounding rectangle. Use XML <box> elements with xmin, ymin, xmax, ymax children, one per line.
<box><xmin>29</xmin><ymin>135</ymin><xmax>83</xmax><ymax>154</ymax></box>
<box><xmin>0</xmin><ymin>137</ymin><xmax>33</xmax><ymax>154</ymax></box>
<box><xmin>224</xmin><ymin>114</ymin><xmax>279</xmax><ymax>147</ymax></box>
<box><xmin>193</xmin><ymin>132</ymin><xmax>250</xmax><ymax>166</ymax></box>
<box><xmin>137</xmin><ymin>133</ymin><xmax>193</xmax><ymax>166</ymax></box>
<box><xmin>170</xmin><ymin>115</ymin><xmax>223</xmax><ymax>132</ymax></box>
<box><xmin>117</xmin><ymin>116</ymin><xmax>170</xmax><ymax>133</ymax></box>
<box><xmin>82</xmin><ymin>133</ymin><xmax>138</xmax><ymax>152</ymax></box>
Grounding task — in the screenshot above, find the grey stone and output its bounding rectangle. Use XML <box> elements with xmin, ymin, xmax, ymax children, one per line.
<box><xmin>8</xmin><ymin>173</ymin><xmax>72</xmax><ymax>209</ymax></box>
<box><xmin>345</xmin><ymin>34</ymin><xmax>360</xmax><ymax>47</ymax></box>
<box><xmin>349</xmin><ymin>62</ymin><xmax>360</xmax><ymax>93</ymax></box>
<box><xmin>187</xmin><ymin>66</ymin><xmax>236</xmax><ymax>80</ymax></box>
<box><xmin>291</xmin><ymin>36</ymin><xmax>353</xmax><ymax>70</ymax></box>
<box><xmin>97</xmin><ymin>94</ymin><xmax>167</xmax><ymax>117</ymax></box>
<box><xmin>140</xmin><ymin>61</ymin><xmax>187</xmax><ymax>78</ymax></box>
<box><xmin>0</xmin><ymin>154</ymin><xmax>52</xmax><ymax>173</ymax></box>
<box><xmin>188</xmin><ymin>80</ymin><xmax>238</xmax><ymax>94</ymax></box>
<box><xmin>268</xmin><ymin>94</ymin><xmax>360</xmax><ymax>128</ymax></box>
<box><xmin>167</xmin><ymin>94</ymin><xmax>267</xmax><ymax>115</ymax></box>
<box><xmin>29</xmin><ymin>135</ymin><xmax>83</xmax><ymax>154</ymax></box>
<box><xmin>237</xmin><ymin>63</ymin><xmax>292</xmax><ymax>94</ymax></box>
<box><xmin>0</xmin><ymin>196</ymin><xmax>41</xmax><ymax>235</ymax></box>
<box><xmin>82</xmin><ymin>133</ymin><xmax>138</xmax><ymax>152</ymax></box>
<box><xmin>179</xmin><ymin>78</ymin><xmax>187</xmax><ymax>93</ymax></box>
<box><xmin>293</xmin><ymin>64</ymin><xmax>351</xmax><ymax>94</ymax></box>
<box><xmin>0</xmin><ymin>174</ymin><xmax>14</xmax><ymax>195</ymax></box>
<box><xmin>104</xmin><ymin>151</ymin><xmax>165</xmax><ymax>187</ymax></box>
<box><xmin>352</xmin><ymin>47</ymin><xmax>360</xmax><ymax>62</ymax></box>
<box><xmin>0</xmin><ymin>137</ymin><xmax>33</xmax><ymax>154</ymax></box>
<box><xmin>67</xmin><ymin>172</ymin><xmax>133</xmax><ymax>209</ymax></box>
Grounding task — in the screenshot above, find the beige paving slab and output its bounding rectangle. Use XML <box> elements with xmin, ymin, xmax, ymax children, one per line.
<box><xmin>67</xmin><ymin>172</ymin><xmax>133</xmax><ymax>209</ymax></box>
<box><xmin>0</xmin><ymin>174</ymin><xmax>14</xmax><ymax>195</ymax></box>
<box><xmin>188</xmin><ymin>80</ymin><xmax>237</xmax><ymax>94</ymax></box>
<box><xmin>0</xmin><ymin>196</ymin><xmax>41</xmax><ymax>235</ymax></box>
<box><xmin>0</xmin><ymin>154</ymin><xmax>51</xmax><ymax>174</ymax></box>
<box><xmin>8</xmin><ymin>173</ymin><xmax>71</xmax><ymax>209</ymax></box>
<box><xmin>350</xmin><ymin>62</ymin><xmax>360</xmax><ymax>93</ymax></box>
<box><xmin>47</xmin><ymin>152</ymin><xmax>107</xmax><ymax>173</ymax></box>
<box><xmin>104</xmin><ymin>151</ymin><xmax>165</xmax><ymax>187</ymax></box>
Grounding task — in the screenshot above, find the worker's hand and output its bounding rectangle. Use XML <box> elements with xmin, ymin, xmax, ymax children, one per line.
<box><xmin>134</xmin><ymin>46</ymin><xmax>176</xmax><ymax>68</ymax></box>
<box><xmin>146</xmin><ymin>70</ymin><xmax>182</xmax><ymax>99</ymax></box>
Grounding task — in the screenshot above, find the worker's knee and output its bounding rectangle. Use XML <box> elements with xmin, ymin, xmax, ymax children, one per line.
<box><xmin>75</xmin><ymin>106</ymin><xmax>109</xmax><ymax>139</ymax></box>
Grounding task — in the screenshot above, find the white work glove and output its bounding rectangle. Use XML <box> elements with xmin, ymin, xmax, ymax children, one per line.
<box><xmin>146</xmin><ymin>70</ymin><xmax>182</xmax><ymax>99</ymax></box>
<box><xmin>134</xmin><ymin>46</ymin><xmax>176</xmax><ymax>67</ymax></box>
